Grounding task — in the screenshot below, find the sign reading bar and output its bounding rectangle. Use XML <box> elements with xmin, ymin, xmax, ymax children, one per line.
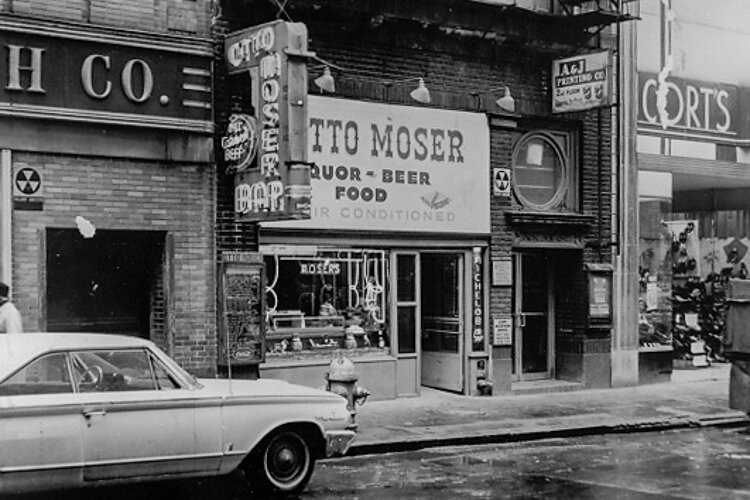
<box><xmin>225</xmin><ymin>21</ymin><xmax>311</xmax><ymax>222</ymax></box>
<box><xmin>552</xmin><ymin>51</ymin><xmax>611</xmax><ymax>113</ymax></box>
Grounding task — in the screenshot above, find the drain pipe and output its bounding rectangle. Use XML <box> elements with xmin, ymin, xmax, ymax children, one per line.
<box><xmin>0</xmin><ymin>149</ymin><xmax>11</xmax><ymax>289</ymax></box>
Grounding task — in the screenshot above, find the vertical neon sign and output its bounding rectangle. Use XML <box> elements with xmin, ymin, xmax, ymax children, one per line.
<box><xmin>225</xmin><ymin>21</ymin><xmax>311</xmax><ymax>221</ymax></box>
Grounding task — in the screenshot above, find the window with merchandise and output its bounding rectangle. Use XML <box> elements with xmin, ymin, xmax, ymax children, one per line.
<box><xmin>263</xmin><ymin>248</ymin><xmax>391</xmax><ymax>361</ymax></box>
<box><xmin>638</xmin><ymin>200</ymin><xmax>674</xmax><ymax>352</ymax></box>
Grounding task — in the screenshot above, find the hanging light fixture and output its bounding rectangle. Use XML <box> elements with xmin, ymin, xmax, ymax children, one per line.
<box><xmin>409</xmin><ymin>77</ymin><xmax>431</xmax><ymax>104</ymax></box>
<box><xmin>314</xmin><ymin>66</ymin><xmax>335</xmax><ymax>93</ymax></box>
<box><xmin>495</xmin><ymin>86</ymin><xmax>515</xmax><ymax>113</ymax></box>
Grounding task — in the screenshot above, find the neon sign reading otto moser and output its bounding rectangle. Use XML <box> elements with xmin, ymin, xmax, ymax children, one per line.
<box><xmin>225</xmin><ymin>21</ymin><xmax>311</xmax><ymax>222</ymax></box>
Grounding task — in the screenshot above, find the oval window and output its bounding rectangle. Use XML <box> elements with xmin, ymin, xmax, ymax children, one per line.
<box><xmin>512</xmin><ymin>133</ymin><xmax>567</xmax><ymax>210</ymax></box>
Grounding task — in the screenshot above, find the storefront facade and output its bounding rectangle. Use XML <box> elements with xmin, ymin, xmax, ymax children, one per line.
<box><xmin>0</xmin><ymin>9</ymin><xmax>217</xmax><ymax>375</ymax></box>
<box><xmin>216</xmin><ymin>0</ymin><xmax>621</xmax><ymax>398</ymax></box>
<box><xmin>256</xmin><ymin>97</ymin><xmax>491</xmax><ymax>398</ymax></box>
<box><xmin>636</xmin><ymin>0</ymin><xmax>750</xmax><ymax>377</ymax></box>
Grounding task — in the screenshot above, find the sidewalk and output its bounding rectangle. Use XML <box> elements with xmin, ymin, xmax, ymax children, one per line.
<box><xmin>349</xmin><ymin>362</ymin><xmax>749</xmax><ymax>456</ymax></box>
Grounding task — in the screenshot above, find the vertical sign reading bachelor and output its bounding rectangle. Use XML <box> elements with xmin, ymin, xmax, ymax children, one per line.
<box><xmin>224</xmin><ymin>20</ymin><xmax>311</xmax><ymax>221</ymax></box>
<box><xmin>472</xmin><ymin>248</ymin><xmax>485</xmax><ymax>351</ymax></box>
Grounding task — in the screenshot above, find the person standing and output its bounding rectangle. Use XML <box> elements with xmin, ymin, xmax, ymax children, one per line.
<box><xmin>0</xmin><ymin>281</ymin><xmax>23</xmax><ymax>333</ymax></box>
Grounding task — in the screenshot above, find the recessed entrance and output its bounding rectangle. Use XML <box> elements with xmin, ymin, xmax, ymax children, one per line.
<box><xmin>514</xmin><ymin>252</ymin><xmax>554</xmax><ymax>380</ymax></box>
<box><xmin>46</xmin><ymin>229</ymin><xmax>165</xmax><ymax>338</ymax></box>
<box><xmin>421</xmin><ymin>252</ymin><xmax>464</xmax><ymax>393</ymax></box>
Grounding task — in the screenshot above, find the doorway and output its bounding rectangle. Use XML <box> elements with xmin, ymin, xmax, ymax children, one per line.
<box><xmin>420</xmin><ymin>252</ymin><xmax>464</xmax><ymax>393</ymax></box>
<box><xmin>514</xmin><ymin>252</ymin><xmax>554</xmax><ymax>380</ymax></box>
<box><xmin>46</xmin><ymin>229</ymin><xmax>165</xmax><ymax>338</ymax></box>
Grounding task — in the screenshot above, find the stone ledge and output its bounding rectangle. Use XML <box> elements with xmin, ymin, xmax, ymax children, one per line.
<box><xmin>505</xmin><ymin>210</ymin><xmax>596</xmax><ymax>228</ymax></box>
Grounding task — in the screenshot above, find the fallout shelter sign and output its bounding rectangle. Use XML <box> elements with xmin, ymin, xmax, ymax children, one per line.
<box><xmin>13</xmin><ymin>166</ymin><xmax>43</xmax><ymax>210</ymax></box>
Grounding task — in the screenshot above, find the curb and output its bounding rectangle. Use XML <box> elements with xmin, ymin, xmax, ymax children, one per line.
<box><xmin>347</xmin><ymin>411</ymin><xmax>750</xmax><ymax>457</ymax></box>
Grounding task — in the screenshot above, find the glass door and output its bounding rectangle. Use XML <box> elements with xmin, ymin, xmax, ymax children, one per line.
<box><xmin>514</xmin><ymin>252</ymin><xmax>554</xmax><ymax>380</ymax></box>
<box><xmin>420</xmin><ymin>253</ymin><xmax>463</xmax><ymax>393</ymax></box>
<box><xmin>392</xmin><ymin>252</ymin><xmax>420</xmax><ymax>396</ymax></box>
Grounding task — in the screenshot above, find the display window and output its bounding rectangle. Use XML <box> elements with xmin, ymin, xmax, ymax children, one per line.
<box><xmin>263</xmin><ymin>248</ymin><xmax>390</xmax><ymax>359</ymax></box>
<box><xmin>638</xmin><ymin>199</ymin><xmax>674</xmax><ymax>351</ymax></box>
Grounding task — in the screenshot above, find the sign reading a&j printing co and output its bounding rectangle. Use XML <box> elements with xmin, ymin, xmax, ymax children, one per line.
<box><xmin>552</xmin><ymin>51</ymin><xmax>611</xmax><ymax>114</ymax></box>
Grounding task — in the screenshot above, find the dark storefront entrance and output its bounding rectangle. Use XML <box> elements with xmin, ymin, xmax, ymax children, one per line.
<box><xmin>514</xmin><ymin>252</ymin><xmax>554</xmax><ymax>380</ymax></box>
<box><xmin>46</xmin><ymin>229</ymin><xmax>165</xmax><ymax>338</ymax></box>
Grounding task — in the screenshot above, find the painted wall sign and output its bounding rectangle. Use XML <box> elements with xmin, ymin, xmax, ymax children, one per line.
<box><xmin>266</xmin><ymin>96</ymin><xmax>490</xmax><ymax>234</ymax></box>
<box><xmin>552</xmin><ymin>51</ymin><xmax>611</xmax><ymax>113</ymax></box>
<box><xmin>0</xmin><ymin>21</ymin><xmax>212</xmax><ymax>132</ymax></box>
<box><xmin>637</xmin><ymin>72</ymin><xmax>740</xmax><ymax>142</ymax></box>
<box><xmin>227</xmin><ymin>21</ymin><xmax>311</xmax><ymax>222</ymax></box>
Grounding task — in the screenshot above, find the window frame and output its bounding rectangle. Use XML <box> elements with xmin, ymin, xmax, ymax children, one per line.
<box><xmin>0</xmin><ymin>352</ymin><xmax>75</xmax><ymax>396</ymax></box>
<box><xmin>69</xmin><ymin>347</ymin><xmax>183</xmax><ymax>393</ymax></box>
<box><xmin>511</xmin><ymin>130</ymin><xmax>578</xmax><ymax>212</ymax></box>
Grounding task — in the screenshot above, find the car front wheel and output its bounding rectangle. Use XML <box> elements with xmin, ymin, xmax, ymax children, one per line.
<box><xmin>247</xmin><ymin>429</ymin><xmax>315</xmax><ymax>495</ymax></box>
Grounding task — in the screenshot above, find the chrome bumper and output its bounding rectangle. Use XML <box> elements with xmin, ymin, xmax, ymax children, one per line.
<box><xmin>325</xmin><ymin>430</ymin><xmax>357</xmax><ymax>457</ymax></box>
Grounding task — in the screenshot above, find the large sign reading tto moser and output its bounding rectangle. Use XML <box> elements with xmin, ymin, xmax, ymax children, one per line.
<box><xmin>265</xmin><ymin>96</ymin><xmax>490</xmax><ymax>234</ymax></box>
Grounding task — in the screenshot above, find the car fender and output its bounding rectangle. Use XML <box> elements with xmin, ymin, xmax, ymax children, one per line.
<box><xmin>218</xmin><ymin>402</ymin><xmax>331</xmax><ymax>473</ymax></box>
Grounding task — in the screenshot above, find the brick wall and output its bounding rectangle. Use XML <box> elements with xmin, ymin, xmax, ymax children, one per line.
<box><xmin>4</xmin><ymin>0</ymin><xmax>212</xmax><ymax>36</ymax></box>
<box><xmin>11</xmin><ymin>152</ymin><xmax>217</xmax><ymax>374</ymax></box>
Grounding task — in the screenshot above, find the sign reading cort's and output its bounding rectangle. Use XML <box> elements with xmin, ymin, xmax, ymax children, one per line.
<box><xmin>225</xmin><ymin>21</ymin><xmax>311</xmax><ymax>222</ymax></box>
<box><xmin>638</xmin><ymin>72</ymin><xmax>740</xmax><ymax>142</ymax></box>
<box><xmin>266</xmin><ymin>96</ymin><xmax>490</xmax><ymax>234</ymax></box>
<box><xmin>0</xmin><ymin>20</ymin><xmax>212</xmax><ymax>132</ymax></box>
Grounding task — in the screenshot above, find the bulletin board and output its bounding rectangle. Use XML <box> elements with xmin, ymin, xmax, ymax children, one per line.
<box><xmin>585</xmin><ymin>263</ymin><xmax>613</xmax><ymax>322</ymax></box>
<box><xmin>218</xmin><ymin>253</ymin><xmax>266</xmax><ymax>366</ymax></box>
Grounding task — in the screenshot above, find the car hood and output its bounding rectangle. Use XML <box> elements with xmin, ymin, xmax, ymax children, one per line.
<box><xmin>197</xmin><ymin>377</ymin><xmax>344</xmax><ymax>401</ymax></box>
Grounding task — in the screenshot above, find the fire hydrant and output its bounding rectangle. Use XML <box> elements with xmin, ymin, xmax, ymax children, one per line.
<box><xmin>325</xmin><ymin>353</ymin><xmax>370</xmax><ymax>428</ymax></box>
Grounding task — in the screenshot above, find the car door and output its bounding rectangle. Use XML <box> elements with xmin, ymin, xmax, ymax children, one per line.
<box><xmin>0</xmin><ymin>352</ymin><xmax>84</xmax><ymax>493</ymax></box>
<box><xmin>72</xmin><ymin>348</ymin><xmax>221</xmax><ymax>482</ymax></box>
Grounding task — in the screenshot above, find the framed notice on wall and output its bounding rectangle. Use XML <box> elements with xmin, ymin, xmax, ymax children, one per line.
<box><xmin>585</xmin><ymin>263</ymin><xmax>613</xmax><ymax>321</ymax></box>
<box><xmin>218</xmin><ymin>253</ymin><xmax>266</xmax><ymax>366</ymax></box>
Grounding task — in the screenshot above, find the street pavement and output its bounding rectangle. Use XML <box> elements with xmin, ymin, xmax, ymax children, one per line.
<box><xmin>350</xmin><ymin>362</ymin><xmax>749</xmax><ymax>456</ymax></box>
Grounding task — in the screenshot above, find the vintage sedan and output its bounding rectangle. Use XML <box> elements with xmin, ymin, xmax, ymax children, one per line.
<box><xmin>0</xmin><ymin>333</ymin><xmax>356</xmax><ymax>495</ymax></box>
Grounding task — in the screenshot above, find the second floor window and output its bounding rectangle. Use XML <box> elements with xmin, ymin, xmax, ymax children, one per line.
<box><xmin>512</xmin><ymin>131</ymin><xmax>577</xmax><ymax>212</ymax></box>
